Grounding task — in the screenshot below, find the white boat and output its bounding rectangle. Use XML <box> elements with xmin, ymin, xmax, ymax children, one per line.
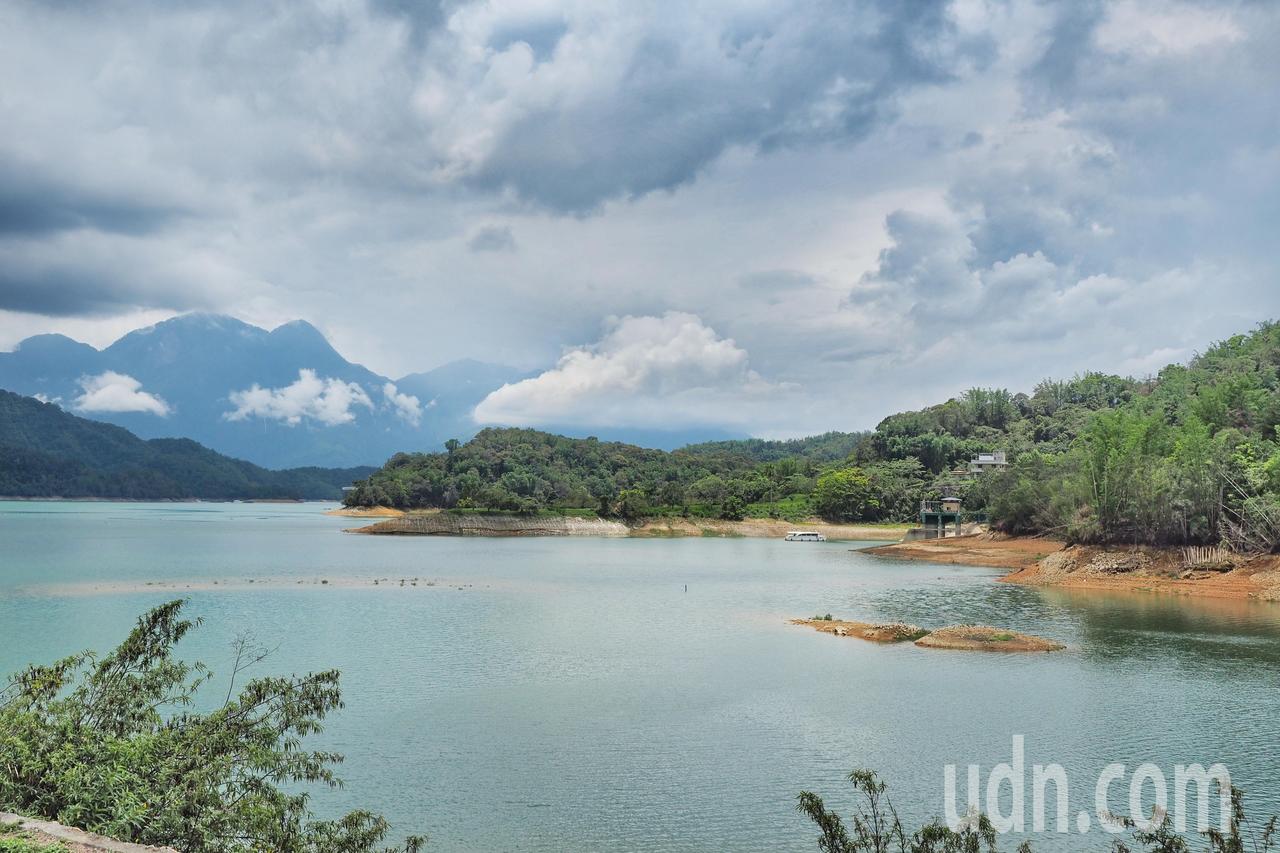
<box><xmin>784</xmin><ymin>531</ymin><xmax>826</xmax><ymax>542</ymax></box>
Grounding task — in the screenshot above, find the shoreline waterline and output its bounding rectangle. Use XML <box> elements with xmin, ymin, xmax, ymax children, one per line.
<box><xmin>337</xmin><ymin>508</ymin><xmax>911</xmax><ymax>541</ymax></box>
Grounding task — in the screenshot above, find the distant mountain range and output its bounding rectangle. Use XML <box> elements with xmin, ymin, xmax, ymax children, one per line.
<box><xmin>0</xmin><ymin>389</ymin><xmax>372</xmax><ymax>500</ymax></box>
<box><xmin>0</xmin><ymin>314</ymin><xmax>525</xmax><ymax>468</ymax></box>
<box><xmin>0</xmin><ymin>314</ymin><xmax>742</xmax><ymax>468</ymax></box>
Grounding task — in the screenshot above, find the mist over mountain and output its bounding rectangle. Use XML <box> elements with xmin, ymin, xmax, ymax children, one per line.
<box><xmin>0</xmin><ymin>314</ymin><xmax>739</xmax><ymax>467</ymax></box>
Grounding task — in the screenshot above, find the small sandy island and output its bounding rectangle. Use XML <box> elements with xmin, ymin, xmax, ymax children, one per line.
<box><xmin>790</xmin><ymin>618</ymin><xmax>928</xmax><ymax>643</ymax></box>
<box><xmin>792</xmin><ymin>618</ymin><xmax>1062</xmax><ymax>651</ymax></box>
<box><xmin>914</xmin><ymin>625</ymin><xmax>1065</xmax><ymax>652</ymax></box>
<box><xmin>867</xmin><ymin>534</ymin><xmax>1280</xmax><ymax>602</ymax></box>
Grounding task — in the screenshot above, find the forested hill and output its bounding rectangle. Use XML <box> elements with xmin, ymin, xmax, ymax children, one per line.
<box><xmin>343</xmin><ymin>427</ymin><xmax>846</xmax><ymax>519</ymax></box>
<box><xmin>851</xmin><ymin>320</ymin><xmax>1280</xmax><ymax>549</ymax></box>
<box><xmin>348</xmin><ymin>321</ymin><xmax>1280</xmax><ymax>551</ymax></box>
<box><xmin>0</xmin><ymin>390</ymin><xmax>372</xmax><ymax>500</ymax></box>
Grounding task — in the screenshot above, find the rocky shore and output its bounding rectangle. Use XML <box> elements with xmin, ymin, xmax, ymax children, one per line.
<box><xmin>349</xmin><ymin>512</ymin><xmax>630</xmax><ymax>537</ymax></box>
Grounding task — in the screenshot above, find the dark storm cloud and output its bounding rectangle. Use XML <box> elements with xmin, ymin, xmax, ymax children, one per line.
<box><xmin>0</xmin><ymin>265</ymin><xmax>207</xmax><ymax>317</ymax></box>
<box><xmin>465</xmin><ymin>0</ymin><xmax>987</xmax><ymax>213</ymax></box>
<box><xmin>0</xmin><ymin>166</ymin><xmax>186</xmax><ymax>237</ymax></box>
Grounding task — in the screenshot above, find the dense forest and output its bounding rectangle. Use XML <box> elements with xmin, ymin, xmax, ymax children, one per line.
<box><xmin>343</xmin><ymin>428</ymin><xmax>863</xmax><ymax>521</ymax></box>
<box><xmin>347</xmin><ymin>322</ymin><xmax>1280</xmax><ymax>551</ymax></box>
<box><xmin>0</xmin><ymin>390</ymin><xmax>372</xmax><ymax>500</ymax></box>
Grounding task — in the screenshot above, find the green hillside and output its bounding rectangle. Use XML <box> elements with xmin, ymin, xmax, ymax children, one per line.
<box><xmin>0</xmin><ymin>390</ymin><xmax>372</xmax><ymax>500</ymax></box>
<box><xmin>342</xmin><ymin>427</ymin><xmax>840</xmax><ymax>520</ymax></box>
<box><xmin>842</xmin><ymin>321</ymin><xmax>1280</xmax><ymax>548</ymax></box>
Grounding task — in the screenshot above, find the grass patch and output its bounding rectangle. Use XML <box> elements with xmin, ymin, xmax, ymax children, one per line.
<box><xmin>744</xmin><ymin>494</ymin><xmax>814</xmax><ymax>522</ymax></box>
<box><xmin>0</xmin><ymin>825</ymin><xmax>69</xmax><ymax>853</ymax></box>
<box><xmin>989</xmin><ymin>632</ymin><xmax>1015</xmax><ymax>642</ymax></box>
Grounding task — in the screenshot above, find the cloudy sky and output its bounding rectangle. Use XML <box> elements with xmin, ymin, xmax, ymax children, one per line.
<box><xmin>1</xmin><ymin>0</ymin><xmax>1277</xmax><ymax>437</ymax></box>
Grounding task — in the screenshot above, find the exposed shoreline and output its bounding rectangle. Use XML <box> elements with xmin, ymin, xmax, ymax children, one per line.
<box><xmin>335</xmin><ymin>508</ymin><xmax>909</xmax><ymax>541</ymax></box>
<box><xmin>866</xmin><ymin>535</ymin><xmax>1280</xmax><ymax>602</ymax></box>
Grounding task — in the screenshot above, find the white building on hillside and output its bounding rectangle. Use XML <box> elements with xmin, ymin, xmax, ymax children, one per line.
<box><xmin>968</xmin><ymin>451</ymin><xmax>1008</xmax><ymax>474</ymax></box>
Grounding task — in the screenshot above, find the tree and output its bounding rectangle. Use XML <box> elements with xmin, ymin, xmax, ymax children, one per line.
<box><xmin>813</xmin><ymin>467</ymin><xmax>878</xmax><ymax>522</ymax></box>
<box><xmin>616</xmin><ymin>488</ymin><xmax>650</xmax><ymax>519</ymax></box>
<box><xmin>797</xmin><ymin>769</ymin><xmax>997</xmax><ymax>853</ymax></box>
<box><xmin>864</xmin><ymin>460</ymin><xmax>929</xmax><ymax>522</ymax></box>
<box><xmin>720</xmin><ymin>495</ymin><xmax>746</xmax><ymax>521</ymax></box>
<box><xmin>0</xmin><ymin>601</ymin><xmax>423</xmax><ymax>853</ymax></box>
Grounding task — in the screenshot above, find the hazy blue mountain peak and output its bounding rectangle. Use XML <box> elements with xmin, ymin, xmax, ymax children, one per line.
<box><xmin>13</xmin><ymin>333</ymin><xmax>96</xmax><ymax>354</ymax></box>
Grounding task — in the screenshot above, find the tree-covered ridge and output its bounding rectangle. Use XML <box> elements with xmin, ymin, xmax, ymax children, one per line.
<box><xmin>0</xmin><ymin>390</ymin><xmax>372</xmax><ymax>500</ymax></box>
<box><xmin>843</xmin><ymin>321</ymin><xmax>1280</xmax><ymax>548</ymax></box>
<box><xmin>979</xmin><ymin>322</ymin><xmax>1280</xmax><ymax>548</ymax></box>
<box><xmin>343</xmin><ymin>427</ymin><xmax>844</xmax><ymax>519</ymax></box>
<box><xmin>856</xmin><ymin>373</ymin><xmax>1139</xmax><ymax>474</ymax></box>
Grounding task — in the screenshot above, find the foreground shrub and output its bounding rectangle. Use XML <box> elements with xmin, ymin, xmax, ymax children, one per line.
<box><xmin>798</xmin><ymin>769</ymin><xmax>1276</xmax><ymax>853</ymax></box>
<box><xmin>0</xmin><ymin>600</ymin><xmax>423</xmax><ymax>852</ymax></box>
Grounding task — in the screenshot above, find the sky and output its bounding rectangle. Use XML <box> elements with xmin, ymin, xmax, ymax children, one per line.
<box><xmin>1</xmin><ymin>0</ymin><xmax>1277</xmax><ymax>437</ymax></box>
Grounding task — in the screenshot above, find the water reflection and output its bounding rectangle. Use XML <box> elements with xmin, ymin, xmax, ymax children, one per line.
<box><xmin>1039</xmin><ymin>585</ymin><xmax>1280</xmax><ymax>670</ymax></box>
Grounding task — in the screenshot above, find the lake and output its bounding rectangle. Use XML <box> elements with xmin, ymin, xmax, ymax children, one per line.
<box><xmin>2</xmin><ymin>501</ymin><xmax>1278</xmax><ymax>851</ymax></box>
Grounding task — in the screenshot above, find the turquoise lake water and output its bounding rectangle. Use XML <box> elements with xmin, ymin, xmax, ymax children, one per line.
<box><xmin>2</xmin><ymin>501</ymin><xmax>1279</xmax><ymax>851</ymax></box>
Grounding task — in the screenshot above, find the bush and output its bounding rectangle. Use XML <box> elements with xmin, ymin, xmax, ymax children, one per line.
<box><xmin>0</xmin><ymin>601</ymin><xmax>423</xmax><ymax>853</ymax></box>
<box><xmin>720</xmin><ymin>495</ymin><xmax>746</xmax><ymax>521</ymax></box>
<box><xmin>798</xmin><ymin>769</ymin><xmax>1278</xmax><ymax>853</ymax></box>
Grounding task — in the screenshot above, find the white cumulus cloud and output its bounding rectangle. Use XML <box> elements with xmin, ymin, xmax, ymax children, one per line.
<box><xmin>474</xmin><ymin>312</ymin><xmax>791</xmax><ymax>430</ymax></box>
<box><xmin>73</xmin><ymin>371</ymin><xmax>171</xmax><ymax>416</ymax></box>
<box><xmin>382</xmin><ymin>382</ymin><xmax>423</xmax><ymax>427</ymax></box>
<box><xmin>225</xmin><ymin>369</ymin><xmax>373</xmax><ymax>426</ymax></box>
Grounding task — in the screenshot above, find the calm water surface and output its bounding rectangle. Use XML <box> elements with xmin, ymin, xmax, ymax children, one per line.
<box><xmin>2</xmin><ymin>501</ymin><xmax>1278</xmax><ymax>851</ymax></box>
